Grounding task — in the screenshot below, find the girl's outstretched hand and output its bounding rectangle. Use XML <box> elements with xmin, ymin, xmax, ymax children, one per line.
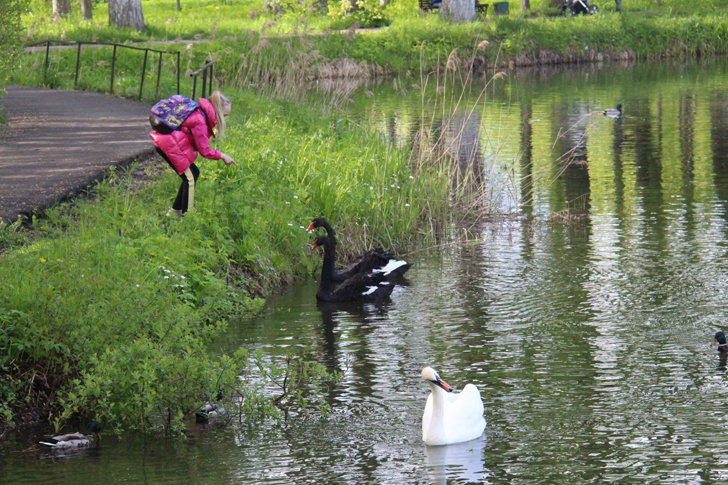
<box><xmin>221</xmin><ymin>154</ymin><xmax>238</xmax><ymax>167</ymax></box>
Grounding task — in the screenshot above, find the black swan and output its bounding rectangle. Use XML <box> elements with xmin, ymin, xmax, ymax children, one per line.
<box><xmin>306</xmin><ymin>217</ymin><xmax>411</xmax><ymax>281</ymax></box>
<box><xmin>312</xmin><ymin>235</ymin><xmax>395</xmax><ymax>302</ymax></box>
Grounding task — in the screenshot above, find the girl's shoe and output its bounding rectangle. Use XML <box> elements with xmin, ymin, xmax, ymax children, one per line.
<box><xmin>166</xmin><ymin>208</ymin><xmax>183</xmax><ymax>217</ymax></box>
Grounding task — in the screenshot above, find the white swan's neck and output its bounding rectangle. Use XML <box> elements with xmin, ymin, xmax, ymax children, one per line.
<box><xmin>426</xmin><ymin>382</ymin><xmax>447</xmax><ymax>445</ymax></box>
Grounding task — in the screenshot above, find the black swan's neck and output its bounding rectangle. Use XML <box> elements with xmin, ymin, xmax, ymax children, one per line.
<box><xmin>318</xmin><ymin>237</ymin><xmax>336</xmax><ymax>292</ymax></box>
<box><xmin>321</xmin><ymin>220</ymin><xmax>337</xmax><ymax>256</ymax></box>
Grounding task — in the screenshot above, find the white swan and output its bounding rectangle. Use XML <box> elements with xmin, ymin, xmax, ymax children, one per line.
<box><xmin>421</xmin><ymin>367</ymin><xmax>486</xmax><ymax>446</ymax></box>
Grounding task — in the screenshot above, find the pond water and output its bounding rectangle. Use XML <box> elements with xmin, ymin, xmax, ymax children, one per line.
<box><xmin>6</xmin><ymin>59</ymin><xmax>728</xmax><ymax>483</ymax></box>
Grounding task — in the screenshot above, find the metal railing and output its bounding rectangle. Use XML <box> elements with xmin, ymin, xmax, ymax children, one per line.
<box><xmin>27</xmin><ymin>40</ymin><xmax>181</xmax><ymax>100</ymax></box>
<box><xmin>190</xmin><ymin>59</ymin><xmax>214</xmax><ymax>100</ymax></box>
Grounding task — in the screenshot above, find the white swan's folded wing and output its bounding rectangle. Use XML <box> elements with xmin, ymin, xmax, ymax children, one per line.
<box><xmin>447</xmin><ymin>384</ymin><xmax>486</xmax><ymax>442</ymax></box>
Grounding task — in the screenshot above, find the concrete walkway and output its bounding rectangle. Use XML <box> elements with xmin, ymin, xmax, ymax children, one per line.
<box><xmin>0</xmin><ymin>85</ymin><xmax>153</xmax><ymax>222</ymax></box>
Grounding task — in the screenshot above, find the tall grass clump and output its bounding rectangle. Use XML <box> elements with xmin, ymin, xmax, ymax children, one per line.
<box><xmin>0</xmin><ymin>86</ymin><xmax>452</xmax><ymax>433</ymax></box>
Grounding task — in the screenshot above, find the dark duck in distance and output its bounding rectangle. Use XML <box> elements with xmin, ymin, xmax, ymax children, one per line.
<box><xmin>312</xmin><ymin>235</ymin><xmax>395</xmax><ymax>302</ymax></box>
<box><xmin>603</xmin><ymin>104</ymin><xmax>622</xmax><ymax>118</ymax></box>
<box><xmin>716</xmin><ymin>331</ymin><xmax>728</xmax><ymax>352</ymax></box>
<box><xmin>306</xmin><ymin>217</ymin><xmax>411</xmax><ymax>281</ymax></box>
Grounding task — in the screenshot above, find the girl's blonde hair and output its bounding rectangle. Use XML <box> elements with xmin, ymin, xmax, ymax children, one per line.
<box><xmin>209</xmin><ymin>91</ymin><xmax>231</xmax><ymax>140</ymax></box>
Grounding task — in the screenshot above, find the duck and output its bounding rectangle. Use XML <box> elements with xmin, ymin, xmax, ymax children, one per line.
<box><xmin>603</xmin><ymin>104</ymin><xmax>622</xmax><ymax>118</ymax></box>
<box><xmin>716</xmin><ymin>331</ymin><xmax>728</xmax><ymax>352</ymax></box>
<box><xmin>312</xmin><ymin>235</ymin><xmax>395</xmax><ymax>302</ymax></box>
<box><xmin>40</xmin><ymin>421</ymin><xmax>101</xmax><ymax>448</ymax></box>
<box><xmin>421</xmin><ymin>367</ymin><xmax>486</xmax><ymax>446</ymax></box>
<box><xmin>195</xmin><ymin>402</ymin><xmax>226</xmax><ymax>424</ymax></box>
<box><xmin>306</xmin><ymin>217</ymin><xmax>411</xmax><ymax>281</ymax></box>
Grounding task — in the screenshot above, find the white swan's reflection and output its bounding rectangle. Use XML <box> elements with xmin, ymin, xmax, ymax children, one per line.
<box><xmin>424</xmin><ymin>437</ymin><xmax>488</xmax><ymax>484</ymax></box>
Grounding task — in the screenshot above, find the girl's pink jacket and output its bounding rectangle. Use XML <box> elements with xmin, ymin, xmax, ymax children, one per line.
<box><xmin>149</xmin><ymin>97</ymin><xmax>222</xmax><ymax>175</ymax></box>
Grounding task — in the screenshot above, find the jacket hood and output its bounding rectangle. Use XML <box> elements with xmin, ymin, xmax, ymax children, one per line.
<box><xmin>198</xmin><ymin>97</ymin><xmax>217</xmax><ymax>138</ymax></box>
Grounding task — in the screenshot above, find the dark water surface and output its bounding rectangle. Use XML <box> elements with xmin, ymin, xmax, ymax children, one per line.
<box><xmin>6</xmin><ymin>60</ymin><xmax>728</xmax><ymax>483</ymax></box>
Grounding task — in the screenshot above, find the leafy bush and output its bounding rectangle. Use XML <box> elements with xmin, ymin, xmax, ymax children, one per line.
<box><xmin>0</xmin><ymin>0</ymin><xmax>29</xmax><ymax>77</ymax></box>
<box><xmin>328</xmin><ymin>0</ymin><xmax>390</xmax><ymax>28</ymax></box>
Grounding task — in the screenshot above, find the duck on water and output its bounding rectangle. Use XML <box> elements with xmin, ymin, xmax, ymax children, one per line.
<box><xmin>39</xmin><ymin>421</ymin><xmax>101</xmax><ymax>448</ymax></box>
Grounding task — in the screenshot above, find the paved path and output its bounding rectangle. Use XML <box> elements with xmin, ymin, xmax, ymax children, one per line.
<box><xmin>0</xmin><ymin>85</ymin><xmax>153</xmax><ymax>222</ymax></box>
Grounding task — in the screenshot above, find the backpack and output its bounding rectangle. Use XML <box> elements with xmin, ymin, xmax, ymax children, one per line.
<box><xmin>149</xmin><ymin>95</ymin><xmax>200</xmax><ymax>135</ymax></box>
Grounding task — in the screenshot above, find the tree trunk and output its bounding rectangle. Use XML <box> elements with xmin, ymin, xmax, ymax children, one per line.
<box><xmin>52</xmin><ymin>0</ymin><xmax>72</xmax><ymax>18</ymax></box>
<box><xmin>176</xmin><ymin>0</ymin><xmax>181</xmax><ymax>12</ymax></box>
<box><xmin>81</xmin><ymin>0</ymin><xmax>93</xmax><ymax>20</ymax></box>
<box><xmin>439</xmin><ymin>0</ymin><xmax>475</xmax><ymax>23</ymax></box>
<box><xmin>521</xmin><ymin>0</ymin><xmax>530</xmax><ymax>12</ymax></box>
<box><xmin>109</xmin><ymin>0</ymin><xmax>145</xmax><ymax>30</ymax></box>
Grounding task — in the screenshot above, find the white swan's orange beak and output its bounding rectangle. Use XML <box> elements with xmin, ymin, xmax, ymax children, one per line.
<box><xmin>306</xmin><ymin>222</ymin><xmax>315</xmax><ymax>232</ymax></box>
<box><xmin>436</xmin><ymin>378</ymin><xmax>454</xmax><ymax>393</ymax></box>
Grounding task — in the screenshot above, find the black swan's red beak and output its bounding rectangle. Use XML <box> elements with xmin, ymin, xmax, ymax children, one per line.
<box><xmin>311</xmin><ymin>241</ymin><xmax>318</xmax><ymax>250</ymax></box>
<box><xmin>306</xmin><ymin>222</ymin><xmax>315</xmax><ymax>232</ymax></box>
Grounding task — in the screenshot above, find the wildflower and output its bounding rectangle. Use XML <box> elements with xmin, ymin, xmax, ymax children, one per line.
<box><xmin>180</xmin><ymin>275</ymin><xmax>186</xmax><ymax>279</ymax></box>
<box><xmin>164</xmin><ymin>276</ymin><xmax>169</xmax><ymax>279</ymax></box>
<box><xmin>57</xmin><ymin>259</ymin><xmax>63</xmax><ymax>263</ymax></box>
<box><xmin>150</xmin><ymin>253</ymin><xmax>157</xmax><ymax>257</ymax></box>
<box><xmin>300</xmin><ymin>226</ymin><xmax>305</xmax><ymax>229</ymax></box>
<box><xmin>409</xmin><ymin>176</ymin><xmax>414</xmax><ymax>179</ymax></box>
<box><xmin>288</xmin><ymin>223</ymin><xmax>293</xmax><ymax>226</ymax></box>
<box><xmin>294</xmin><ymin>195</ymin><xmax>298</xmax><ymax>199</ymax></box>
<box><xmin>136</xmin><ymin>284</ymin><xmax>140</xmax><ymax>287</ymax></box>
<box><xmin>166</xmin><ymin>257</ymin><xmax>170</xmax><ymax>260</ymax></box>
<box><xmin>405</xmin><ymin>203</ymin><xmax>410</xmax><ymax>207</ymax></box>
<box><xmin>285</xmin><ymin>201</ymin><xmax>290</xmax><ymax>204</ymax></box>
<box><xmin>40</xmin><ymin>258</ymin><xmax>46</xmax><ymax>263</ymax></box>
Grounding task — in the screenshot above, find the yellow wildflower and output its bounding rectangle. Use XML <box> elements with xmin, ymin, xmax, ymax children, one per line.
<box><xmin>40</xmin><ymin>258</ymin><xmax>46</xmax><ymax>263</ymax></box>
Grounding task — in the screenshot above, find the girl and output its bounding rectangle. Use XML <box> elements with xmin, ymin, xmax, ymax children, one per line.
<box><xmin>150</xmin><ymin>91</ymin><xmax>238</xmax><ymax>216</ymax></box>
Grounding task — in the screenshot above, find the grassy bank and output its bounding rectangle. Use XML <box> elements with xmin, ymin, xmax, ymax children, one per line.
<box><xmin>0</xmin><ymin>87</ymin><xmax>452</xmax><ymax>434</ymax></box>
<box><xmin>14</xmin><ymin>6</ymin><xmax>728</xmax><ymax>101</ymax></box>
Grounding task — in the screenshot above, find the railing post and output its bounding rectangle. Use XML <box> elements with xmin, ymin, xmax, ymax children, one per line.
<box><xmin>110</xmin><ymin>44</ymin><xmax>117</xmax><ymax>94</ymax></box>
<box><xmin>44</xmin><ymin>40</ymin><xmax>50</xmax><ymax>77</ymax></box>
<box><xmin>201</xmin><ymin>68</ymin><xmax>206</xmax><ymax>101</ymax></box>
<box><xmin>139</xmin><ymin>48</ymin><xmax>149</xmax><ymax>101</ymax></box>
<box><xmin>74</xmin><ymin>42</ymin><xmax>82</xmax><ymax>88</ymax></box>
<box><xmin>192</xmin><ymin>76</ymin><xmax>197</xmax><ymax>101</ymax></box>
<box><xmin>209</xmin><ymin>61</ymin><xmax>213</xmax><ymax>97</ymax></box>
<box><xmin>156</xmin><ymin>52</ymin><xmax>163</xmax><ymax>99</ymax></box>
<box><xmin>176</xmin><ymin>52</ymin><xmax>181</xmax><ymax>95</ymax></box>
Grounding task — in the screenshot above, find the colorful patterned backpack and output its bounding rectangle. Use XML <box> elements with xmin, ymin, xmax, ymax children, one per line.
<box><xmin>149</xmin><ymin>95</ymin><xmax>200</xmax><ymax>134</ymax></box>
